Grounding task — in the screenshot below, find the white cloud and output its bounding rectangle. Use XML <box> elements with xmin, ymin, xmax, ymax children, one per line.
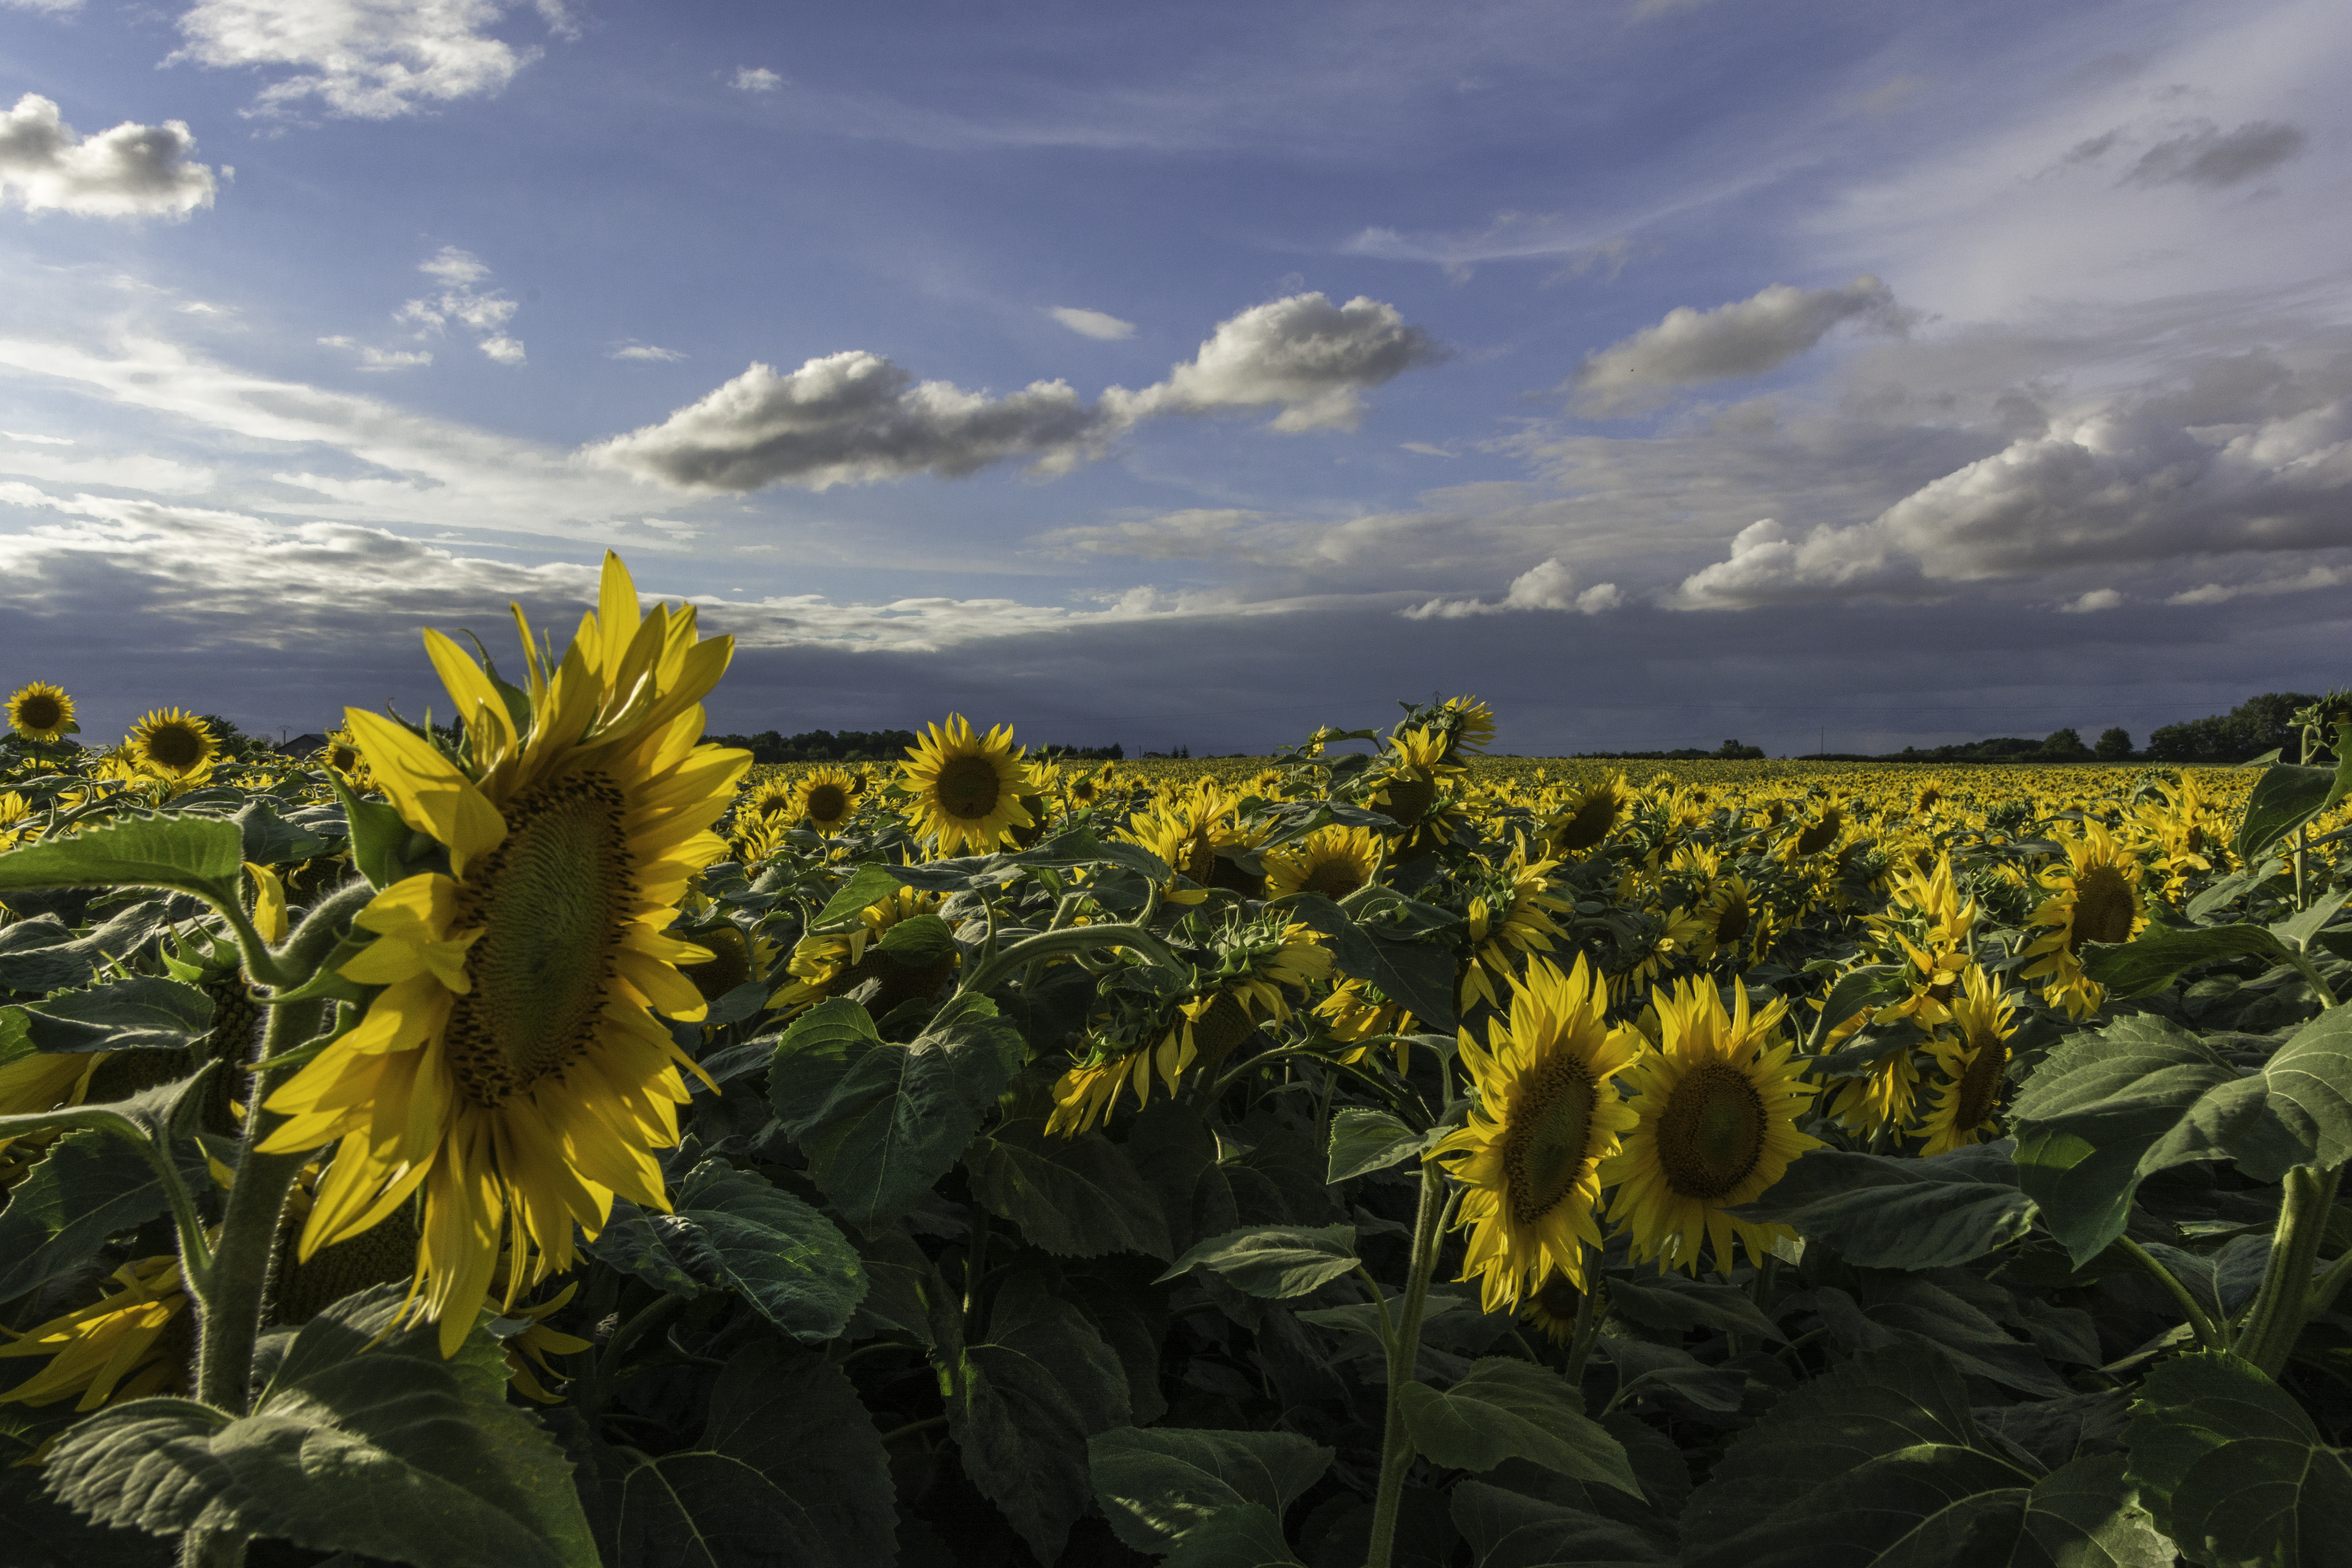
<box><xmin>590</xmin><ymin>291</ymin><xmax>1444</xmax><ymax>492</ymax></box>
<box><xmin>397</xmin><ymin>247</ymin><xmax>523</xmax><ymax>366</ymax></box>
<box><xmin>1572</xmin><ymin>277</ymin><xmax>1911</xmax><ymax>416</ymax></box>
<box><xmin>2169</xmin><ymin>564</ymin><xmax>2350</xmax><ymax>604</ymax></box>
<box><xmin>1667</xmin><ymin>517</ymin><xmax>1901</xmax><ymax>610</ymax></box>
<box><xmin>1403</xmin><ymin>555</ymin><xmax>1623</xmax><ymax>618</ymax></box>
<box><xmin>611</xmin><ymin>343</ymin><xmax>686</xmax><ymax>362</ymax></box>
<box><xmin>2062</xmin><ymin>588</ymin><xmax>2122</xmax><ymax>613</ymax></box>
<box><xmin>2</xmin><ymin>0</ymin><xmax>82</xmax><ymax>12</ymax></box>
<box><xmin>2125</xmin><ymin>120</ymin><xmax>2307</xmax><ymax>189</ymax></box>
<box><xmin>1104</xmin><ymin>293</ymin><xmax>1446</xmax><ymax>433</ymax></box>
<box><xmin>586</xmin><ymin>352</ymin><xmax>1105</xmax><ymax>492</ymax></box>
<box><xmin>1046</xmin><ymin>306</ymin><xmax>1135</xmax><ymax>341</ymax></box>
<box><xmin>319</xmin><ymin>335</ymin><xmax>433</xmax><ymax>370</ymax></box>
<box><xmin>172</xmin><ymin>0</ymin><xmax>545</xmax><ymax>120</ymax></box>
<box><xmin>2</xmin><ymin>430</ymin><xmax>73</xmax><ymax>445</ymax></box>
<box><xmin>0</xmin><ymin>94</ymin><xmax>219</xmax><ymax>218</ymax></box>
<box><xmin>733</xmin><ymin>67</ymin><xmax>782</xmax><ymax>93</ymax></box>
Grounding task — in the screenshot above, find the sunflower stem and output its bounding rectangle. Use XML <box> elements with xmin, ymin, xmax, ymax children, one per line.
<box><xmin>1365</xmin><ymin>1160</ymin><xmax>1449</xmax><ymax>1568</ymax></box>
<box><xmin>194</xmin><ymin>998</ymin><xmax>327</xmax><ymax>1417</ymax></box>
<box><xmin>2114</xmin><ymin>1236</ymin><xmax>2227</xmax><ymax>1353</ymax></box>
<box><xmin>2238</xmin><ymin>1163</ymin><xmax>2343</xmax><ymax>1378</ymax></box>
<box><xmin>1563</xmin><ymin>1258</ymin><xmax>1605</xmax><ymax>1387</ymax></box>
<box><xmin>962</xmin><ymin>1207</ymin><xmax>992</xmax><ymax>1345</ymax></box>
<box><xmin>954</xmin><ymin>922</ymin><xmax>1186</xmax><ymax>998</ymax></box>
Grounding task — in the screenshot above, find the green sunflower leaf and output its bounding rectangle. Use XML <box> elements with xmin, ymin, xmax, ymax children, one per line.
<box><xmin>951</xmin><ymin>1273</ymin><xmax>1133</xmax><ymax>1566</ymax></box>
<box><xmin>2079</xmin><ymin>923</ymin><xmax>2290</xmax><ymax>998</ymax></box>
<box><xmin>1726</xmin><ymin>1140</ymin><xmax>2037</xmax><ymax>1270</ymax></box>
<box><xmin>806</xmin><ymin>863</ymin><xmax>907</xmax><ymax>931</ymax></box>
<box><xmin>2125</xmin><ymin>1349</ymin><xmax>2352</xmax><ymax>1568</ymax></box>
<box><xmin>41</xmin><ymin>1301</ymin><xmax>598</xmax><ymax>1568</ymax></box>
<box><xmin>1156</xmin><ymin>1223</ymin><xmax>1359</xmax><ymax>1298</ymax></box>
<box><xmin>0</xmin><ymin>1129</ymin><xmax>210</xmax><ymax>1301</ymax></box>
<box><xmin>1160</xmin><ymin>1503</ymin><xmax>1305</xmax><ymax>1568</ymax></box>
<box><xmin>611</xmin><ymin>1341</ymin><xmax>898</xmax><ymax>1568</ymax></box>
<box><xmin>769</xmin><ymin>994</ymin><xmax>1024</xmax><ymax>1234</ymax></box>
<box><xmin>1397</xmin><ymin>1359</ymin><xmax>1642</xmax><ymax>1497</ymax></box>
<box><xmin>1448</xmin><ymin>1478</ymin><xmax>1672</xmax><ymax>1566</ymax></box>
<box><xmin>18</xmin><ymin>976</ymin><xmax>213</xmax><ymax>1054</ymax></box>
<box><xmin>0</xmin><ymin>814</ymin><xmax>242</xmax><ymax>902</ymax></box>
<box><xmin>1681</xmin><ymin>1346</ymin><xmax>2169</xmax><ymax>1568</ymax></box>
<box><xmin>591</xmin><ymin>1160</ymin><xmax>865</xmax><ymax>1341</ymax></box>
<box><xmin>2236</xmin><ymin>762</ymin><xmax>2343</xmax><ymax>863</ymax></box>
<box><xmin>1326</xmin><ymin>1105</ymin><xmax>1437</xmax><ymax>1182</ymax></box>
<box><xmin>1087</xmin><ymin>1425</ymin><xmax>1334</xmax><ymax>1554</ymax></box>
<box><xmin>963</xmin><ymin>1117</ymin><xmax>1174</xmax><ymax>1261</ymax></box>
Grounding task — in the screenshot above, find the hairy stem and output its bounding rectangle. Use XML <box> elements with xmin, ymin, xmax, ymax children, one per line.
<box><xmin>1366</xmin><ymin>1161</ymin><xmax>1451</xmax><ymax>1568</ymax></box>
<box><xmin>2239</xmin><ymin>1163</ymin><xmax>2344</xmax><ymax>1378</ymax></box>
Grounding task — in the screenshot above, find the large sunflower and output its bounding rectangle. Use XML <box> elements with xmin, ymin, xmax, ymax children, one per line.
<box><xmin>1432</xmin><ymin>954</ymin><xmax>1643</xmax><ymax>1310</ymax></box>
<box><xmin>1602</xmin><ymin>977</ymin><xmax>1820</xmax><ymax>1276</ymax></box>
<box><xmin>2019</xmin><ymin>822</ymin><xmax>2146</xmax><ymax>1019</ymax></box>
<box><xmin>792</xmin><ymin>765</ymin><xmax>860</xmax><ymax>833</ymax></box>
<box><xmin>1913</xmin><ymin>966</ymin><xmax>2020</xmax><ymax>1156</ymax></box>
<box><xmin>900</xmin><ymin>716</ymin><xmax>1032</xmax><ymax>856</ymax></box>
<box><xmin>258</xmin><ymin>552</ymin><xmax>747</xmax><ymax>1355</ymax></box>
<box><xmin>1368</xmin><ymin>726</ymin><xmax>1464</xmax><ymax>844</ymax></box>
<box><xmin>1263</xmin><ymin>824</ymin><xmax>1383</xmax><ymax>901</ymax></box>
<box><xmin>124</xmin><ymin>708</ymin><xmax>217</xmax><ymax>781</ymax></box>
<box><xmin>6</xmin><ymin>681</ymin><xmax>76</xmax><ymax>742</ymax></box>
<box><xmin>1545</xmin><ymin>775</ymin><xmax>1628</xmax><ymax>856</ymax></box>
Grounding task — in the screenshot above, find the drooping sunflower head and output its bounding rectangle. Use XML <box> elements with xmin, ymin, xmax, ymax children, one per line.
<box><xmin>6</xmin><ymin>681</ymin><xmax>76</xmax><ymax>742</ymax></box>
<box><xmin>769</xmin><ymin>885</ymin><xmax>958</xmax><ymax>1018</ymax></box>
<box><xmin>1601</xmin><ymin>975</ymin><xmax>1822</xmax><ymax>1276</ymax></box>
<box><xmin>1698</xmin><ymin>875</ymin><xmax>1756</xmax><ymax>956</ymax></box>
<box><xmin>793</xmin><ymin>765</ymin><xmax>860</xmax><ymax>833</ymax></box>
<box><xmin>125</xmin><ymin>708</ymin><xmax>217</xmax><ymax>780</ymax></box>
<box><xmin>1263</xmin><ymin>824</ymin><xmax>1384</xmax><ymax>902</ymax></box>
<box><xmin>1432</xmin><ymin>953</ymin><xmax>1644</xmax><ymax>1310</ymax></box>
<box><xmin>0</xmin><ymin>1253</ymin><xmax>192</xmax><ymax>1412</ymax></box>
<box><xmin>1424</xmin><ymin>695</ymin><xmax>1498</xmax><ymax>760</ymax></box>
<box><xmin>1546</xmin><ymin>775</ymin><xmax>1628</xmax><ymax>856</ymax></box>
<box><xmin>900</xmin><ymin>715</ymin><xmax>1033</xmax><ymax>857</ymax></box>
<box><xmin>258</xmin><ymin>551</ymin><xmax>748</xmax><ymax>1356</ymax></box>
<box><xmin>1370</xmin><ymin>726</ymin><xmax>1462</xmax><ymax>831</ymax></box>
<box><xmin>2019</xmin><ymin>821</ymin><xmax>2146</xmax><ymax>1019</ymax></box>
<box><xmin>1915</xmin><ymin>965</ymin><xmax>2020</xmax><ymax>1156</ymax></box>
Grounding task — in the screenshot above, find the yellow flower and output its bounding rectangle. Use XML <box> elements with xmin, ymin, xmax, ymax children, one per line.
<box><xmin>900</xmin><ymin>715</ymin><xmax>1033</xmax><ymax>857</ymax></box>
<box><xmin>501</xmin><ymin>1282</ymin><xmax>593</xmax><ymax>1403</ymax></box>
<box><xmin>257</xmin><ymin>552</ymin><xmax>747</xmax><ymax>1356</ymax></box>
<box><xmin>2019</xmin><ymin>822</ymin><xmax>2146</xmax><ymax>1019</ymax></box>
<box><xmin>1262</xmin><ymin>824</ymin><xmax>1383</xmax><ymax>902</ymax></box>
<box><xmin>1913</xmin><ymin>966</ymin><xmax>2020</xmax><ymax>1155</ymax></box>
<box><xmin>5</xmin><ymin>681</ymin><xmax>75</xmax><ymax>742</ymax></box>
<box><xmin>1369</xmin><ymin>726</ymin><xmax>1464</xmax><ymax>842</ymax></box>
<box><xmin>1431</xmin><ymin>955</ymin><xmax>1643</xmax><ymax>1310</ymax></box>
<box><xmin>124</xmin><ymin>707</ymin><xmax>218</xmax><ymax>782</ymax></box>
<box><xmin>1544</xmin><ymin>775</ymin><xmax>1628</xmax><ymax>856</ymax></box>
<box><xmin>768</xmin><ymin>886</ymin><xmax>957</xmax><ymax>1018</ymax></box>
<box><xmin>1602</xmin><ymin>976</ymin><xmax>1821</xmax><ymax>1276</ymax></box>
<box><xmin>792</xmin><ymin>765</ymin><xmax>860</xmax><ymax>833</ymax></box>
<box><xmin>0</xmin><ymin>1254</ymin><xmax>191</xmax><ymax>1412</ymax></box>
<box><xmin>1459</xmin><ymin>850</ymin><xmax>1570</xmax><ymax>1017</ymax></box>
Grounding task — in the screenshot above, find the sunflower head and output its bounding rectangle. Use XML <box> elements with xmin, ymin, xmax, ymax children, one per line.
<box><xmin>793</xmin><ymin>765</ymin><xmax>860</xmax><ymax>833</ymax></box>
<box><xmin>1432</xmin><ymin>954</ymin><xmax>1644</xmax><ymax>1310</ymax></box>
<box><xmin>900</xmin><ymin>716</ymin><xmax>1033</xmax><ymax>857</ymax></box>
<box><xmin>1263</xmin><ymin>824</ymin><xmax>1383</xmax><ymax>902</ymax></box>
<box><xmin>1916</xmin><ymin>965</ymin><xmax>2020</xmax><ymax>1156</ymax></box>
<box><xmin>125</xmin><ymin>708</ymin><xmax>217</xmax><ymax>780</ymax></box>
<box><xmin>1546</xmin><ymin>775</ymin><xmax>1627</xmax><ymax>855</ymax></box>
<box><xmin>0</xmin><ymin>1254</ymin><xmax>192</xmax><ymax>1412</ymax></box>
<box><xmin>6</xmin><ymin>682</ymin><xmax>76</xmax><ymax>742</ymax></box>
<box><xmin>1601</xmin><ymin>976</ymin><xmax>1821</xmax><ymax>1276</ymax></box>
<box><xmin>2019</xmin><ymin>821</ymin><xmax>2147</xmax><ymax>1019</ymax></box>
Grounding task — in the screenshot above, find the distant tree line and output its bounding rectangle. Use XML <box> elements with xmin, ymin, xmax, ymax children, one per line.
<box><xmin>705</xmin><ymin>728</ymin><xmax>920</xmax><ymax>764</ymax></box>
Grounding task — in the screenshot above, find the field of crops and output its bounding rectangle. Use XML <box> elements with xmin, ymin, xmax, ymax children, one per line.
<box><xmin>2</xmin><ymin>558</ymin><xmax>2349</xmax><ymax>1568</ymax></box>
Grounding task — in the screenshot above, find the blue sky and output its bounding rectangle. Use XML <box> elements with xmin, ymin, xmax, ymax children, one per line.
<box><xmin>1</xmin><ymin>0</ymin><xmax>2347</xmax><ymax>755</ymax></box>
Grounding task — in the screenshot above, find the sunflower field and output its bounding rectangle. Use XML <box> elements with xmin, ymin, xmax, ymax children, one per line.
<box><xmin>2</xmin><ymin>557</ymin><xmax>2350</xmax><ymax>1568</ymax></box>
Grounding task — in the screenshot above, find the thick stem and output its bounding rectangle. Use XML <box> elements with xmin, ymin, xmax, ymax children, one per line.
<box><xmin>1365</xmin><ymin>1161</ymin><xmax>1450</xmax><ymax>1568</ymax></box>
<box><xmin>1563</xmin><ymin>1258</ymin><xmax>1605</xmax><ymax>1386</ymax></box>
<box><xmin>2296</xmin><ymin>824</ymin><xmax>2310</xmax><ymax>913</ymax></box>
<box><xmin>954</xmin><ymin>922</ymin><xmax>1185</xmax><ymax>999</ymax></box>
<box><xmin>2239</xmin><ymin>1163</ymin><xmax>2344</xmax><ymax>1378</ymax></box>
<box><xmin>193</xmin><ymin>998</ymin><xmax>326</xmax><ymax>1414</ymax></box>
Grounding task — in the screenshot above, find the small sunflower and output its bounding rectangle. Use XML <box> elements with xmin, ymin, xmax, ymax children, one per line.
<box><xmin>124</xmin><ymin>707</ymin><xmax>217</xmax><ymax>781</ymax></box>
<box><xmin>1913</xmin><ymin>966</ymin><xmax>2020</xmax><ymax>1156</ymax></box>
<box><xmin>1432</xmin><ymin>954</ymin><xmax>1643</xmax><ymax>1310</ymax></box>
<box><xmin>1693</xmin><ymin>874</ymin><xmax>1758</xmax><ymax>961</ymax></box>
<box><xmin>1602</xmin><ymin>976</ymin><xmax>1821</xmax><ymax>1276</ymax></box>
<box><xmin>768</xmin><ymin>886</ymin><xmax>958</xmax><ymax>1017</ymax></box>
<box><xmin>0</xmin><ymin>1254</ymin><xmax>192</xmax><ymax>1411</ymax></box>
<box><xmin>5</xmin><ymin>681</ymin><xmax>76</xmax><ymax>742</ymax></box>
<box><xmin>1519</xmin><ymin>1271</ymin><xmax>1587</xmax><ymax>1347</ymax></box>
<box><xmin>1313</xmin><ymin>976</ymin><xmax>1418</xmax><ymax>1067</ymax></box>
<box><xmin>2019</xmin><ymin>822</ymin><xmax>2146</xmax><ymax>1019</ymax></box>
<box><xmin>1368</xmin><ymin>726</ymin><xmax>1464</xmax><ymax>842</ymax></box>
<box><xmin>901</xmin><ymin>716</ymin><xmax>1033</xmax><ymax>857</ymax></box>
<box><xmin>1546</xmin><ymin>775</ymin><xmax>1629</xmax><ymax>856</ymax></box>
<box><xmin>1263</xmin><ymin>824</ymin><xmax>1383</xmax><ymax>902</ymax></box>
<box><xmin>792</xmin><ymin>765</ymin><xmax>860</xmax><ymax>833</ymax></box>
<box><xmin>257</xmin><ymin>552</ymin><xmax>748</xmax><ymax>1356</ymax></box>
<box><xmin>1459</xmin><ymin>850</ymin><xmax>1570</xmax><ymax>1017</ymax></box>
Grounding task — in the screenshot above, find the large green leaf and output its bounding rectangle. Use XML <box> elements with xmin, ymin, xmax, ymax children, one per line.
<box><xmin>2242</xmin><ymin>1005</ymin><xmax>2352</xmax><ymax>1174</ymax></box>
<box><xmin>2008</xmin><ymin>1015</ymin><xmax>2241</xmax><ymax>1264</ymax></box>
<box><xmin>0</xmin><ymin>815</ymin><xmax>242</xmax><ymax>900</ymax></box>
<box><xmin>805</xmin><ymin>863</ymin><xmax>907</xmax><ymax>930</ymax></box>
<box><xmin>1088</xmin><ymin>1425</ymin><xmax>1333</xmax><ymax>1553</ymax></box>
<box><xmin>18</xmin><ymin>976</ymin><xmax>213</xmax><ymax>1054</ymax></box>
<box><xmin>1728</xmin><ymin>1141</ymin><xmax>2036</xmax><ymax>1269</ymax></box>
<box><xmin>1681</xmin><ymin>1347</ymin><xmax>2169</xmax><ymax>1568</ymax></box>
<box><xmin>1397</xmin><ymin>1359</ymin><xmax>1641</xmax><ymax>1497</ymax></box>
<box><xmin>1448</xmin><ymin>1479</ymin><xmax>1671</xmax><ymax>1567</ymax></box>
<box><xmin>232</xmin><ymin>799</ymin><xmax>334</xmax><ymax>867</ymax></box>
<box><xmin>1161</xmin><ymin>1503</ymin><xmax>1305</xmax><ymax>1568</ymax></box>
<box><xmin>1157</xmin><ymin>1223</ymin><xmax>1360</xmax><ymax>1299</ymax></box>
<box><xmin>2237</xmin><ymin>763</ymin><xmax>2342</xmax><ymax>862</ymax></box>
<box><xmin>2081</xmin><ymin>925</ymin><xmax>2290</xmax><ymax>999</ymax></box>
<box><xmin>43</xmin><ymin>1292</ymin><xmax>597</xmax><ymax>1568</ymax></box>
<box><xmin>1604</xmin><ymin>1269</ymin><xmax>1785</xmax><ymax>1343</ymax></box>
<box><xmin>0</xmin><ymin>1130</ymin><xmax>208</xmax><ymax>1301</ymax></box>
<box><xmin>612</xmin><ymin>1342</ymin><xmax>898</xmax><ymax>1568</ymax></box>
<box><xmin>767</xmin><ymin>994</ymin><xmax>1024</xmax><ymax>1233</ymax></box>
<box><xmin>2126</xmin><ymin>1349</ymin><xmax>2352</xmax><ymax>1568</ymax></box>
<box><xmin>962</xmin><ymin>1117</ymin><xmax>1174</xmax><ymax>1261</ymax></box>
<box><xmin>950</xmin><ymin>1273</ymin><xmax>1133</xmax><ymax>1566</ymax></box>
<box><xmin>590</xmin><ymin>1160</ymin><xmax>864</xmax><ymax>1341</ymax></box>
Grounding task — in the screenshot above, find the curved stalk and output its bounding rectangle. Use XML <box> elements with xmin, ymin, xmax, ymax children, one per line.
<box><xmin>2115</xmin><ymin>1236</ymin><xmax>2227</xmax><ymax>1352</ymax></box>
<box><xmin>954</xmin><ymin>921</ymin><xmax>1186</xmax><ymax>998</ymax></box>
